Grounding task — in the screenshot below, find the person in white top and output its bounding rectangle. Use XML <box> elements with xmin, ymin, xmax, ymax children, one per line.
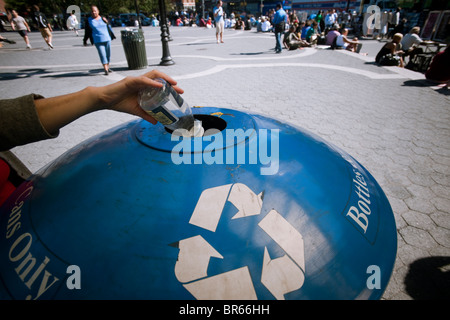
<box><xmin>66</xmin><ymin>11</ymin><xmax>79</xmax><ymax>36</ymax></box>
<box><xmin>261</xmin><ymin>17</ymin><xmax>271</xmax><ymax>32</ymax></box>
<box><xmin>335</xmin><ymin>28</ymin><xmax>362</xmax><ymax>53</ymax></box>
<box><xmin>10</xmin><ymin>10</ymin><xmax>32</xmax><ymax>49</ymax></box>
<box><xmin>401</xmin><ymin>26</ymin><xmax>424</xmax><ymax>62</ymax></box>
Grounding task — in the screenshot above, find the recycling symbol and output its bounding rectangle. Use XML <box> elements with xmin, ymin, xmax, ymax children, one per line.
<box><xmin>174</xmin><ymin>183</ymin><xmax>306</xmax><ymax>300</ymax></box>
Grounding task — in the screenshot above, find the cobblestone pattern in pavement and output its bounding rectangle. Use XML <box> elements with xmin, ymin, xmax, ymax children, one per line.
<box><xmin>0</xmin><ymin>26</ymin><xmax>449</xmax><ymax>300</ymax></box>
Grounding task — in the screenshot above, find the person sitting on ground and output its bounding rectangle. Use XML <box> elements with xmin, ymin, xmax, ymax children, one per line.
<box><xmin>235</xmin><ymin>17</ymin><xmax>245</xmax><ymax>30</ymax></box>
<box><xmin>335</xmin><ymin>28</ymin><xmax>362</xmax><ymax>53</ymax></box>
<box><xmin>206</xmin><ymin>17</ymin><xmax>212</xmax><ymax>28</ymax></box>
<box><xmin>261</xmin><ymin>17</ymin><xmax>271</xmax><ymax>32</ymax></box>
<box><xmin>375</xmin><ymin>33</ymin><xmax>405</xmax><ymax>67</ymax></box>
<box><xmin>325</xmin><ymin>23</ymin><xmax>340</xmax><ymax>45</ymax></box>
<box><xmin>401</xmin><ymin>26</ymin><xmax>424</xmax><ymax>63</ymax></box>
<box><xmin>306</xmin><ymin>21</ymin><xmax>320</xmax><ymax>45</ymax></box>
<box><xmin>283</xmin><ymin>25</ymin><xmax>311</xmax><ymax>50</ymax></box>
<box><xmin>295</xmin><ymin>21</ymin><xmax>304</xmax><ymax>33</ymax></box>
<box><xmin>301</xmin><ymin>20</ymin><xmax>311</xmax><ymax>40</ymax></box>
<box><xmin>425</xmin><ymin>45</ymin><xmax>450</xmax><ymax>87</ymax></box>
<box><xmin>198</xmin><ymin>16</ymin><xmax>206</xmax><ymax>27</ymax></box>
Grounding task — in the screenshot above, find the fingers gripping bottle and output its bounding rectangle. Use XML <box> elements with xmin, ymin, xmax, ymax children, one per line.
<box><xmin>138</xmin><ymin>78</ymin><xmax>203</xmax><ymax>137</ymax></box>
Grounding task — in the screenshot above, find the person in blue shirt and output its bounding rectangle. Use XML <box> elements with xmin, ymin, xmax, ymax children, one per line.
<box><xmin>272</xmin><ymin>3</ymin><xmax>287</xmax><ymax>53</ymax></box>
<box><xmin>301</xmin><ymin>21</ymin><xmax>311</xmax><ymax>40</ymax></box>
<box><xmin>88</xmin><ymin>5</ymin><xmax>114</xmax><ymax>75</ymax></box>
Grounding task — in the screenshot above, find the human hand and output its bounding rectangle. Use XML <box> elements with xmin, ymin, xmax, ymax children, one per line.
<box><xmin>97</xmin><ymin>70</ymin><xmax>184</xmax><ymax>124</ymax></box>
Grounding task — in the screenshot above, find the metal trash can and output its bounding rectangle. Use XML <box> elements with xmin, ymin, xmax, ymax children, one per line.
<box><xmin>120</xmin><ymin>28</ymin><xmax>147</xmax><ymax>70</ymax></box>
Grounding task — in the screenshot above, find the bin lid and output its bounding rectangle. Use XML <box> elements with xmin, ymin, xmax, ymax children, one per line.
<box><xmin>135</xmin><ymin>107</ymin><xmax>256</xmax><ymax>152</ymax></box>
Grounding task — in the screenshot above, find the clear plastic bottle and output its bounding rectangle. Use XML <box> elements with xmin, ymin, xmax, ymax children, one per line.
<box><xmin>138</xmin><ymin>78</ymin><xmax>197</xmax><ymax>134</ymax></box>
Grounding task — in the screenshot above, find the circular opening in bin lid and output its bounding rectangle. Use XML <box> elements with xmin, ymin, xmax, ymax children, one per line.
<box><xmin>134</xmin><ymin>107</ymin><xmax>256</xmax><ymax>153</ymax></box>
<box><xmin>164</xmin><ymin>114</ymin><xmax>227</xmax><ymax>136</ymax></box>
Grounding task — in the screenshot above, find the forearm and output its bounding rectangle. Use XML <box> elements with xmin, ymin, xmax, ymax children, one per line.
<box><xmin>18</xmin><ymin>71</ymin><xmax>179</xmax><ymax>143</ymax></box>
<box><xmin>34</xmin><ymin>86</ymin><xmax>101</xmax><ymax>135</ymax></box>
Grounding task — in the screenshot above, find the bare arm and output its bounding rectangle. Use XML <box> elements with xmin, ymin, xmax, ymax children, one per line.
<box><xmin>34</xmin><ymin>70</ymin><xmax>183</xmax><ymax>135</ymax></box>
<box><xmin>343</xmin><ymin>35</ymin><xmax>359</xmax><ymax>45</ymax></box>
<box><xmin>24</xmin><ymin>20</ymin><xmax>31</xmax><ymax>32</ymax></box>
<box><xmin>386</xmin><ymin>42</ymin><xmax>404</xmax><ymax>55</ymax></box>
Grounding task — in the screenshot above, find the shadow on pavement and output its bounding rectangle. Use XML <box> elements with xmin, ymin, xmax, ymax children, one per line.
<box><xmin>402</xmin><ymin>79</ymin><xmax>450</xmax><ymax>96</ymax></box>
<box><xmin>404</xmin><ymin>256</ymin><xmax>450</xmax><ymax>299</ymax></box>
<box><xmin>0</xmin><ymin>68</ymin><xmax>102</xmax><ymax>81</ymax></box>
<box><xmin>0</xmin><ymin>68</ymin><xmax>50</xmax><ymax>81</ymax></box>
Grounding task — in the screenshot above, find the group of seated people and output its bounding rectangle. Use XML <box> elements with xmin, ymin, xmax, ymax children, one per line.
<box><xmin>324</xmin><ymin>23</ymin><xmax>363</xmax><ymax>53</ymax></box>
<box><xmin>374</xmin><ymin>25</ymin><xmax>449</xmax><ymax>85</ymax></box>
<box><xmin>282</xmin><ymin>20</ymin><xmax>326</xmax><ymax>50</ymax></box>
<box><xmin>374</xmin><ymin>26</ymin><xmax>437</xmax><ymax>68</ymax></box>
<box><xmin>282</xmin><ymin>22</ymin><xmax>364</xmax><ymax>53</ymax></box>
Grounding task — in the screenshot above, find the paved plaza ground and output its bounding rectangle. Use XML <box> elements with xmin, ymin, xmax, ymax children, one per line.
<box><xmin>0</xmin><ymin>25</ymin><xmax>449</xmax><ymax>300</ymax></box>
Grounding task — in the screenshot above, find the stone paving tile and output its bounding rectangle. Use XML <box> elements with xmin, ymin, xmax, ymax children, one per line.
<box><xmin>1</xmin><ymin>26</ymin><xmax>449</xmax><ymax>300</ymax></box>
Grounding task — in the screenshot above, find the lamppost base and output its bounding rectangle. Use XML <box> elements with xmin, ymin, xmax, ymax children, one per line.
<box><xmin>160</xmin><ymin>58</ymin><xmax>175</xmax><ymax>66</ymax></box>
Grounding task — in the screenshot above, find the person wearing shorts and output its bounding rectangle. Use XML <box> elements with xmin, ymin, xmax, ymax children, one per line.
<box><xmin>10</xmin><ymin>10</ymin><xmax>32</xmax><ymax>49</ymax></box>
<box><xmin>32</xmin><ymin>5</ymin><xmax>53</xmax><ymax>49</ymax></box>
<box><xmin>214</xmin><ymin>0</ymin><xmax>225</xmax><ymax>44</ymax></box>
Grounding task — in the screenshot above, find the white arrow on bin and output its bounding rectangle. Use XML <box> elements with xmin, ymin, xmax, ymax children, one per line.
<box><xmin>174</xmin><ymin>183</ymin><xmax>305</xmax><ymax>300</ymax></box>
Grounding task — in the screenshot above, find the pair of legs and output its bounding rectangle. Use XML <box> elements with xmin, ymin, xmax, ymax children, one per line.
<box><xmin>39</xmin><ymin>28</ymin><xmax>53</xmax><ymax>48</ymax></box>
<box><xmin>18</xmin><ymin>30</ymin><xmax>31</xmax><ymax>48</ymax></box>
<box><xmin>345</xmin><ymin>37</ymin><xmax>363</xmax><ymax>53</ymax></box>
<box><xmin>275</xmin><ymin>31</ymin><xmax>283</xmax><ymax>53</ymax></box>
<box><xmin>95</xmin><ymin>41</ymin><xmax>112</xmax><ymax>74</ymax></box>
<box><xmin>403</xmin><ymin>47</ymin><xmax>423</xmax><ymax>63</ymax></box>
<box><xmin>69</xmin><ymin>27</ymin><xmax>79</xmax><ymax>36</ymax></box>
<box><xmin>216</xmin><ymin>20</ymin><xmax>224</xmax><ymax>43</ymax></box>
<box><xmin>289</xmin><ymin>40</ymin><xmax>311</xmax><ymax>50</ymax></box>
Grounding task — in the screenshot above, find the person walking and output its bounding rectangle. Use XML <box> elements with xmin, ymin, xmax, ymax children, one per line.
<box><xmin>273</xmin><ymin>3</ymin><xmax>287</xmax><ymax>53</ymax></box>
<box><xmin>66</xmin><ymin>11</ymin><xmax>79</xmax><ymax>36</ymax></box>
<box><xmin>10</xmin><ymin>10</ymin><xmax>32</xmax><ymax>49</ymax></box>
<box><xmin>88</xmin><ymin>5</ymin><xmax>115</xmax><ymax>75</ymax></box>
<box><xmin>213</xmin><ymin>0</ymin><xmax>225</xmax><ymax>44</ymax></box>
<box><xmin>32</xmin><ymin>5</ymin><xmax>53</xmax><ymax>49</ymax></box>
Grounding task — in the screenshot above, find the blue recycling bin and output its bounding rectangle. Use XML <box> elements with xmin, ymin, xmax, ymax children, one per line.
<box><xmin>0</xmin><ymin>107</ymin><xmax>396</xmax><ymax>300</ymax></box>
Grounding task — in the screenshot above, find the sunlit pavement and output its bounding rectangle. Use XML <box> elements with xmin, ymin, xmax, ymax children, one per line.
<box><xmin>1</xmin><ymin>26</ymin><xmax>449</xmax><ymax>300</ymax></box>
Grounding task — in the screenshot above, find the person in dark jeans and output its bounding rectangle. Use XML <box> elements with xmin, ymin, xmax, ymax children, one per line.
<box><xmin>272</xmin><ymin>3</ymin><xmax>287</xmax><ymax>53</ymax></box>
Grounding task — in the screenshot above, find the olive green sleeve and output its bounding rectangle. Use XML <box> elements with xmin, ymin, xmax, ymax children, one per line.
<box><xmin>0</xmin><ymin>94</ymin><xmax>59</xmax><ymax>151</ymax></box>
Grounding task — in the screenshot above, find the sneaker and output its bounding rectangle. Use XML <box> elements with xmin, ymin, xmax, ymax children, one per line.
<box><xmin>48</xmin><ymin>43</ymin><xmax>53</xmax><ymax>49</ymax></box>
<box><xmin>108</xmin><ymin>68</ymin><xmax>113</xmax><ymax>73</ymax></box>
<box><xmin>26</xmin><ymin>44</ymin><xmax>32</xmax><ymax>49</ymax></box>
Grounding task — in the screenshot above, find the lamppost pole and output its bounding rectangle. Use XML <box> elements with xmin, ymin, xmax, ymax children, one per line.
<box><xmin>158</xmin><ymin>0</ymin><xmax>174</xmax><ymax>65</ymax></box>
<box><xmin>134</xmin><ymin>0</ymin><xmax>142</xmax><ymax>29</ymax></box>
